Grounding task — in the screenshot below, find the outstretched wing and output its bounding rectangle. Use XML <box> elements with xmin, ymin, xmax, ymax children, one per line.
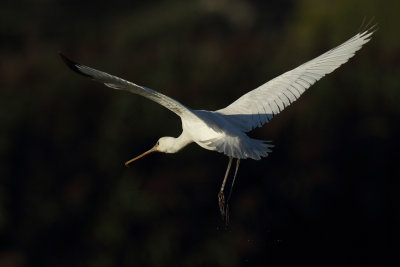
<box><xmin>60</xmin><ymin>53</ymin><xmax>195</xmax><ymax>119</ymax></box>
<box><xmin>217</xmin><ymin>27</ymin><xmax>375</xmax><ymax>132</ymax></box>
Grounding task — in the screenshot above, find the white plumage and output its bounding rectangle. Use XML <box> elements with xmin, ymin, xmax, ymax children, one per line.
<box><xmin>60</xmin><ymin>26</ymin><xmax>375</xmax><ymax>221</ymax></box>
<box><xmin>60</xmin><ymin>27</ymin><xmax>374</xmax><ymax>160</ymax></box>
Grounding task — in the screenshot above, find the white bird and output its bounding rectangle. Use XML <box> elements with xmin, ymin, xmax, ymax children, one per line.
<box><xmin>60</xmin><ymin>25</ymin><xmax>375</xmax><ymax>222</ymax></box>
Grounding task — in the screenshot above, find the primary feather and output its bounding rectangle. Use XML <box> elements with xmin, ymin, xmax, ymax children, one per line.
<box><xmin>60</xmin><ymin>26</ymin><xmax>374</xmax><ymax>160</ymax></box>
<box><xmin>59</xmin><ymin>53</ymin><xmax>196</xmax><ymax>119</ymax></box>
<box><xmin>217</xmin><ymin>27</ymin><xmax>375</xmax><ymax>132</ymax></box>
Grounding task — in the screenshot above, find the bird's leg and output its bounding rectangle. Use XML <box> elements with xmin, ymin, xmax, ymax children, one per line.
<box><xmin>227</xmin><ymin>158</ymin><xmax>240</xmax><ymax>203</ymax></box>
<box><xmin>225</xmin><ymin>158</ymin><xmax>240</xmax><ymax>225</ymax></box>
<box><xmin>218</xmin><ymin>157</ymin><xmax>233</xmax><ymax>217</ymax></box>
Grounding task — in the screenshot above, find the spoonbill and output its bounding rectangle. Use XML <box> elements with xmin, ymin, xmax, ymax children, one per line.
<box><xmin>60</xmin><ymin>25</ymin><xmax>375</xmax><ymax>222</ymax></box>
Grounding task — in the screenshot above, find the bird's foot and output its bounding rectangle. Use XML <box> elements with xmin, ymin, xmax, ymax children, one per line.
<box><xmin>218</xmin><ymin>192</ymin><xmax>225</xmax><ymax>217</ymax></box>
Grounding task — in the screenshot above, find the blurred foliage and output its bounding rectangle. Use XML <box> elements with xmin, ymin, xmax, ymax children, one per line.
<box><xmin>0</xmin><ymin>0</ymin><xmax>399</xmax><ymax>266</ymax></box>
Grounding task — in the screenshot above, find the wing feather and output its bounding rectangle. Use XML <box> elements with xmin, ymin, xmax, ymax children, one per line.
<box><xmin>217</xmin><ymin>27</ymin><xmax>375</xmax><ymax>132</ymax></box>
<box><xmin>60</xmin><ymin>53</ymin><xmax>196</xmax><ymax>119</ymax></box>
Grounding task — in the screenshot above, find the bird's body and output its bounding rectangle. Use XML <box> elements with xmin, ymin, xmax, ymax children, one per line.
<box><xmin>60</xmin><ymin>24</ymin><xmax>375</xmax><ymax>223</ymax></box>
<box><xmin>178</xmin><ymin>109</ymin><xmax>273</xmax><ymax>159</ymax></box>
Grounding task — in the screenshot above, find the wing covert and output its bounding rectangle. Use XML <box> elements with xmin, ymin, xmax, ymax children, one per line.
<box><xmin>217</xmin><ymin>27</ymin><xmax>375</xmax><ymax>132</ymax></box>
<box><xmin>60</xmin><ymin>53</ymin><xmax>195</xmax><ymax>119</ymax></box>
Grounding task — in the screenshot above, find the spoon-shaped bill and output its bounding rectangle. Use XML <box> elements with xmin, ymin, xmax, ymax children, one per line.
<box><xmin>125</xmin><ymin>147</ymin><xmax>157</xmax><ymax>167</ymax></box>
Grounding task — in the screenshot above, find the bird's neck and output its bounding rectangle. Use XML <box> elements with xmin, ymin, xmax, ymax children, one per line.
<box><xmin>169</xmin><ymin>132</ymin><xmax>192</xmax><ymax>153</ymax></box>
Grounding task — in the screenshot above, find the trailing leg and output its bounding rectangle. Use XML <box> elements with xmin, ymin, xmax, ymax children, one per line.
<box><xmin>218</xmin><ymin>157</ymin><xmax>232</xmax><ymax>217</ymax></box>
<box><xmin>225</xmin><ymin>158</ymin><xmax>240</xmax><ymax>225</ymax></box>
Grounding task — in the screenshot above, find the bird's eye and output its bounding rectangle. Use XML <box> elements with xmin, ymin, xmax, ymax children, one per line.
<box><xmin>156</xmin><ymin>141</ymin><xmax>159</xmax><ymax>146</ymax></box>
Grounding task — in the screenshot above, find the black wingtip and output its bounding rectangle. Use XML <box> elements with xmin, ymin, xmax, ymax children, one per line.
<box><xmin>59</xmin><ymin>52</ymin><xmax>93</xmax><ymax>78</ymax></box>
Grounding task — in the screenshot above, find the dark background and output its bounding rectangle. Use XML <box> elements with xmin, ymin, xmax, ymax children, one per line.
<box><xmin>1</xmin><ymin>0</ymin><xmax>399</xmax><ymax>266</ymax></box>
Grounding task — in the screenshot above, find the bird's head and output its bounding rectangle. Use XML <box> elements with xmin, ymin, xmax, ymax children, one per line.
<box><xmin>156</xmin><ymin>137</ymin><xmax>179</xmax><ymax>153</ymax></box>
<box><xmin>125</xmin><ymin>137</ymin><xmax>177</xmax><ymax>167</ymax></box>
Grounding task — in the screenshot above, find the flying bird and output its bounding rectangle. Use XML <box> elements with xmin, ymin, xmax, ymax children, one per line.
<box><xmin>60</xmin><ymin>25</ymin><xmax>375</xmax><ymax>223</ymax></box>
